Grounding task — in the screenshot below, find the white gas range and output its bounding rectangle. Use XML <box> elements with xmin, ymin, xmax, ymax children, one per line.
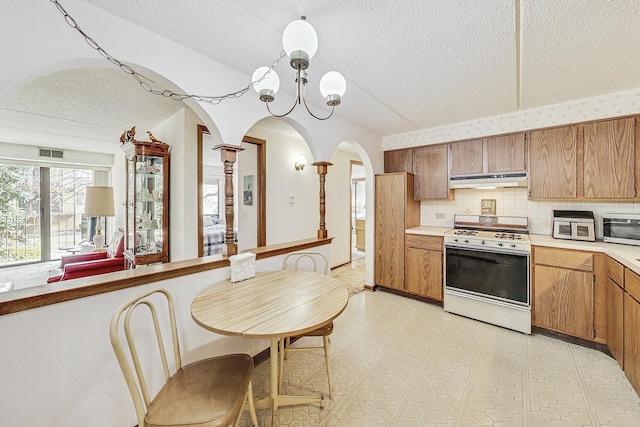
<box><xmin>443</xmin><ymin>229</ymin><xmax>531</xmax><ymax>253</ymax></box>
<box><xmin>443</xmin><ymin>215</ymin><xmax>531</xmax><ymax>334</ymax></box>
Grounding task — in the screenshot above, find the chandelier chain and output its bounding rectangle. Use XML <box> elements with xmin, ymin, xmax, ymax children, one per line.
<box><xmin>49</xmin><ymin>0</ymin><xmax>286</xmax><ymax>104</ymax></box>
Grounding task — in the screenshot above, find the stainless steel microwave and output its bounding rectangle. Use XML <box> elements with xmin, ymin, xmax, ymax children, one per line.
<box><xmin>603</xmin><ymin>213</ymin><xmax>640</xmax><ymax>246</ymax></box>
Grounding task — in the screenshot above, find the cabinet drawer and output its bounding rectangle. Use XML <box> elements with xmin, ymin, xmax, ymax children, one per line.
<box><xmin>534</xmin><ymin>247</ymin><xmax>593</xmax><ymax>271</ymax></box>
<box><xmin>406</xmin><ymin>234</ymin><xmax>442</xmax><ymax>251</ymax></box>
<box><xmin>626</xmin><ymin>269</ymin><xmax>640</xmax><ymax>302</ymax></box>
<box><xmin>607</xmin><ymin>257</ymin><xmax>625</xmax><ymax>287</ymax></box>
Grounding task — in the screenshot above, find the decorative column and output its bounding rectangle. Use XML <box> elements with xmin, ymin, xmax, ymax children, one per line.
<box><xmin>312</xmin><ymin>161</ymin><xmax>333</xmax><ymax>239</ymax></box>
<box><xmin>214</xmin><ymin>144</ymin><xmax>244</xmax><ymax>256</ymax></box>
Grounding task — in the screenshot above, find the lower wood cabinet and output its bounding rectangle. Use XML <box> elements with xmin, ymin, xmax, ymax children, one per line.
<box><xmin>534</xmin><ymin>264</ymin><xmax>594</xmax><ymax>339</ymax></box>
<box><xmin>404</xmin><ymin>234</ymin><xmax>443</xmax><ymax>301</ymax></box>
<box><xmin>624</xmin><ymin>292</ymin><xmax>640</xmax><ymax>395</ymax></box>
<box><xmin>532</xmin><ymin>247</ymin><xmax>606</xmax><ymax>342</ymax></box>
<box><xmin>607</xmin><ymin>257</ymin><xmax>625</xmax><ymax>368</ymax></box>
<box><xmin>608</xmin><ymin>277</ymin><xmax>625</xmax><ymax>368</ymax></box>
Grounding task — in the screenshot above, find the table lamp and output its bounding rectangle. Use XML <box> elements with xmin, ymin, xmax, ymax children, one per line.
<box><xmin>85</xmin><ymin>186</ymin><xmax>115</xmax><ymax>251</ymax></box>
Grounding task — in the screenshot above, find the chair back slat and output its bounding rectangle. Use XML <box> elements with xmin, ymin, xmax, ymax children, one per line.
<box><xmin>282</xmin><ymin>251</ymin><xmax>329</xmax><ymax>275</ymax></box>
<box><xmin>109</xmin><ymin>288</ymin><xmax>183</xmax><ymax>426</ymax></box>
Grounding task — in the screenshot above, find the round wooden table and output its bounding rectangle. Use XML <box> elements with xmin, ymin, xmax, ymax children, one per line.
<box><xmin>191</xmin><ymin>270</ymin><xmax>349</xmax><ymax>412</ymax></box>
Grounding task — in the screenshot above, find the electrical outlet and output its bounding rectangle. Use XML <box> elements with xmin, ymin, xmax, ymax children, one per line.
<box><xmin>436</xmin><ymin>213</ymin><xmax>445</xmax><ymax>219</ymax></box>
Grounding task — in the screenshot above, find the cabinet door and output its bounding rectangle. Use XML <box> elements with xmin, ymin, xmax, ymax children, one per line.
<box><xmin>405</xmin><ymin>247</ymin><xmax>442</xmax><ymax>301</ymax></box>
<box><xmin>355</xmin><ymin>219</ymin><xmax>365</xmax><ymax>251</ymax></box>
<box><xmin>374</xmin><ymin>174</ymin><xmax>406</xmax><ymax>290</ymax></box>
<box><xmin>607</xmin><ymin>278</ymin><xmax>624</xmax><ymax>368</ymax></box>
<box><xmin>384</xmin><ymin>149</ymin><xmax>414</xmax><ymax>173</ymax></box>
<box><xmin>584</xmin><ymin>118</ymin><xmax>636</xmax><ymax>199</ymax></box>
<box><xmin>450</xmin><ymin>139</ymin><xmax>483</xmax><ymax>176</ymax></box>
<box><xmin>485</xmin><ymin>134</ymin><xmax>526</xmax><ymax>173</ymax></box>
<box><xmin>624</xmin><ymin>293</ymin><xmax>640</xmax><ymax>395</ymax></box>
<box><xmin>529</xmin><ymin>126</ymin><xmax>578</xmax><ymax>199</ymax></box>
<box><xmin>413</xmin><ymin>145</ymin><xmax>450</xmax><ymax>199</ymax></box>
<box><xmin>533</xmin><ymin>265</ymin><xmax>593</xmax><ymax>339</ymax></box>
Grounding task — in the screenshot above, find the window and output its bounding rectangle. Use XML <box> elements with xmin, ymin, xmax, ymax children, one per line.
<box><xmin>202</xmin><ymin>179</ymin><xmax>221</xmax><ymax>217</ymax></box>
<box><xmin>0</xmin><ymin>163</ymin><xmax>95</xmax><ymax>265</ymax></box>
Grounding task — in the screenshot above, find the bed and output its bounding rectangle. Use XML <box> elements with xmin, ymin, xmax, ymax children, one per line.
<box><xmin>202</xmin><ymin>215</ymin><xmax>236</xmax><ymax>256</ymax></box>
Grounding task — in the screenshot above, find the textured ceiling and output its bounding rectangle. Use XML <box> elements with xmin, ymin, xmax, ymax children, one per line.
<box><xmin>2</xmin><ymin>0</ymin><xmax>640</xmax><ymax>154</ymax></box>
<box><xmin>0</xmin><ymin>68</ymin><xmax>183</xmax><ymax>154</ymax></box>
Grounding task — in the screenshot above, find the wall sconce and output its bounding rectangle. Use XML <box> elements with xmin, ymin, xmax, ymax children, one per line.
<box><xmin>294</xmin><ymin>153</ymin><xmax>307</xmax><ymax>171</ymax></box>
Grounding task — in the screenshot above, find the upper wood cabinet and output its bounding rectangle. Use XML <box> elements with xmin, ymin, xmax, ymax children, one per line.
<box><xmin>528</xmin><ymin>117</ymin><xmax>638</xmax><ymax>200</ymax></box>
<box><xmin>528</xmin><ymin>125</ymin><xmax>578</xmax><ymax>199</ymax></box>
<box><xmin>450</xmin><ymin>134</ymin><xmax>526</xmax><ymax>176</ymax></box>
<box><xmin>450</xmin><ymin>139</ymin><xmax>483</xmax><ymax>176</ymax></box>
<box><xmin>485</xmin><ymin>134</ymin><xmax>527</xmax><ymax>173</ymax></box>
<box><xmin>413</xmin><ymin>145</ymin><xmax>451</xmax><ymax>200</ymax></box>
<box><xmin>384</xmin><ymin>149</ymin><xmax>413</xmax><ymax>173</ymax></box>
<box><xmin>583</xmin><ymin>117</ymin><xmax>636</xmax><ymax>199</ymax></box>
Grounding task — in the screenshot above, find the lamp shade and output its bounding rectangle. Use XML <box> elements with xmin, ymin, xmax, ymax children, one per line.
<box><xmin>85</xmin><ymin>186</ymin><xmax>115</xmax><ymax>217</ymax></box>
<box><xmin>319</xmin><ymin>71</ymin><xmax>347</xmax><ymax>98</ymax></box>
<box><xmin>252</xmin><ymin>67</ymin><xmax>280</xmax><ymax>93</ymax></box>
<box><xmin>282</xmin><ymin>19</ymin><xmax>318</xmax><ymax>59</ymax></box>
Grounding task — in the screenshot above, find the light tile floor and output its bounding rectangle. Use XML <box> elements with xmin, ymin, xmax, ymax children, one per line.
<box><xmin>242</xmin><ymin>291</ymin><xmax>640</xmax><ymax>426</ymax></box>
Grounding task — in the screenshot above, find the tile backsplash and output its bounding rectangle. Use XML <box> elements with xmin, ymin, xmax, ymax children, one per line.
<box><xmin>421</xmin><ymin>187</ymin><xmax>640</xmax><ymax>237</ymax></box>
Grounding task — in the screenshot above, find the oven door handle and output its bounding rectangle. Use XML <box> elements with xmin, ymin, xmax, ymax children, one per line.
<box><xmin>444</xmin><ymin>244</ymin><xmax>529</xmax><ymax>256</ymax></box>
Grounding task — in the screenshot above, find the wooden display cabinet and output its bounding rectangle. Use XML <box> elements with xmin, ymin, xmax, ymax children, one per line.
<box><xmin>122</xmin><ymin>140</ymin><xmax>170</xmax><ymax>267</ymax></box>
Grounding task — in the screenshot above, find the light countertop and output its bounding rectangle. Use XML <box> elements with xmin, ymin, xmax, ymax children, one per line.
<box><xmin>529</xmin><ymin>234</ymin><xmax>640</xmax><ymax>276</ymax></box>
<box><xmin>406</xmin><ymin>226</ymin><xmax>640</xmax><ymax>275</ymax></box>
<box><xmin>405</xmin><ymin>226</ymin><xmax>451</xmax><ymax>237</ymax></box>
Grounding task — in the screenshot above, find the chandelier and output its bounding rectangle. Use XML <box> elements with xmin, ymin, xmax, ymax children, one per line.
<box><xmin>252</xmin><ymin>17</ymin><xmax>347</xmax><ymax>120</ymax></box>
<box><xmin>51</xmin><ymin>1</ymin><xmax>345</xmax><ymax>118</ymax></box>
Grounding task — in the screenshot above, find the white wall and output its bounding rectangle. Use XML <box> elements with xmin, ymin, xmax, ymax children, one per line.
<box><xmin>245</xmin><ymin>126</ymin><xmax>319</xmax><ymax>245</ymax></box>
<box><xmin>0</xmin><ymin>244</ymin><xmax>331</xmax><ymax>427</ymax></box>
<box><xmin>149</xmin><ymin>107</ymin><xmax>201</xmax><ymax>262</ymax></box>
<box><xmin>327</xmin><ymin>147</ymin><xmax>364</xmax><ymax>267</ymax></box>
<box><xmin>237</xmin><ymin>142</ymin><xmax>258</xmax><ymax>250</ymax></box>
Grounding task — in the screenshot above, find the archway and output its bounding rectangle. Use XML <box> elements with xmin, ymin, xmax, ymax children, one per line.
<box><xmin>329</xmin><ymin>140</ymin><xmax>376</xmax><ymax>289</ymax></box>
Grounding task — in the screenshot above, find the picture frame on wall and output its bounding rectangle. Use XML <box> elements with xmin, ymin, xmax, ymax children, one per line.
<box><xmin>243</xmin><ymin>175</ymin><xmax>254</xmax><ymax>206</ymax></box>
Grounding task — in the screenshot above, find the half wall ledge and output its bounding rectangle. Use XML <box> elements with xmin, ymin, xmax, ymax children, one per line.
<box><xmin>0</xmin><ymin>237</ymin><xmax>333</xmax><ymax>316</ymax></box>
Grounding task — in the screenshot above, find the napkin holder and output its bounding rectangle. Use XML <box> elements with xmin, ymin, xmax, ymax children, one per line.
<box><xmin>230</xmin><ymin>252</ymin><xmax>256</xmax><ymax>283</ymax></box>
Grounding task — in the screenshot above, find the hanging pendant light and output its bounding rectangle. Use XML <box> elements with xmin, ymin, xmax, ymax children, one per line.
<box><xmin>252</xmin><ymin>16</ymin><xmax>346</xmax><ymax>120</ymax></box>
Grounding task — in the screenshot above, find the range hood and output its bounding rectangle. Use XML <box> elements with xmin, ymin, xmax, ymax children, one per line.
<box><xmin>449</xmin><ymin>173</ymin><xmax>527</xmax><ymax>189</ymax></box>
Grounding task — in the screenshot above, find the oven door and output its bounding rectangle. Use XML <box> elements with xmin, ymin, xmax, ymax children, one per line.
<box><xmin>445</xmin><ymin>246</ymin><xmax>529</xmax><ymax>307</ymax></box>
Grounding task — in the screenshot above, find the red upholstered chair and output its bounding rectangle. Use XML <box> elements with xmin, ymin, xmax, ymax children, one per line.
<box><xmin>47</xmin><ymin>229</ymin><xmax>126</xmax><ymax>283</ymax></box>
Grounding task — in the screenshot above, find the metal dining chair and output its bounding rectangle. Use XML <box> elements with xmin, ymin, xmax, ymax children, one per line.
<box><xmin>279</xmin><ymin>251</ymin><xmax>335</xmax><ymax>397</ymax></box>
<box><xmin>109</xmin><ymin>288</ymin><xmax>259</xmax><ymax>427</ymax></box>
